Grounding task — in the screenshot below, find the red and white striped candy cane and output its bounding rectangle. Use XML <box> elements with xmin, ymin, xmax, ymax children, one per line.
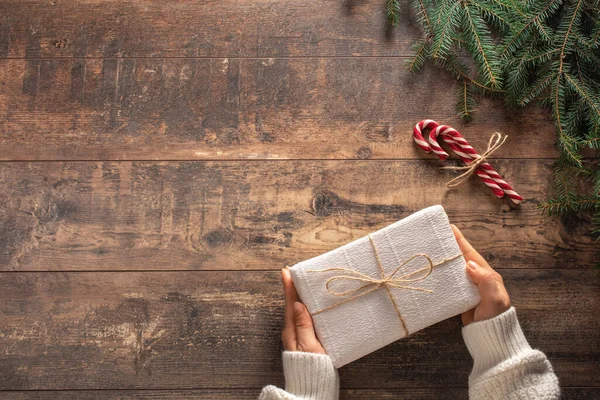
<box><xmin>413</xmin><ymin>120</ymin><xmax>523</xmax><ymax>205</ymax></box>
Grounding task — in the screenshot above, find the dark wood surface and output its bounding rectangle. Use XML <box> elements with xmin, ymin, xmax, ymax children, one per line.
<box><xmin>0</xmin><ymin>160</ymin><xmax>597</xmax><ymax>272</ymax></box>
<box><xmin>0</xmin><ymin>0</ymin><xmax>598</xmax><ymax>398</ymax></box>
<box><xmin>0</xmin><ymin>58</ymin><xmax>559</xmax><ymax>161</ymax></box>
<box><xmin>0</xmin><ymin>270</ymin><xmax>598</xmax><ymax>390</ymax></box>
<box><xmin>1</xmin><ymin>388</ymin><xmax>599</xmax><ymax>400</ymax></box>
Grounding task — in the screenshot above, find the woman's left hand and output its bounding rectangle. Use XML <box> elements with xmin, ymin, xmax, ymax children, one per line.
<box><xmin>281</xmin><ymin>268</ymin><xmax>326</xmax><ymax>354</ymax></box>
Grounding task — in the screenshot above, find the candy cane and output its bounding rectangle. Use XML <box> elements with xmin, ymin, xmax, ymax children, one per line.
<box><xmin>413</xmin><ymin>120</ymin><xmax>523</xmax><ymax>205</ymax></box>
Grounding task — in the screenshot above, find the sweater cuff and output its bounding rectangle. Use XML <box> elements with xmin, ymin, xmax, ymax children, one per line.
<box><xmin>462</xmin><ymin>307</ymin><xmax>532</xmax><ymax>375</ymax></box>
<box><xmin>283</xmin><ymin>351</ymin><xmax>339</xmax><ymax>400</ymax></box>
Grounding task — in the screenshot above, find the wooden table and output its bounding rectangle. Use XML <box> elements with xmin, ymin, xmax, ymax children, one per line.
<box><xmin>0</xmin><ymin>1</ymin><xmax>598</xmax><ymax>398</ymax></box>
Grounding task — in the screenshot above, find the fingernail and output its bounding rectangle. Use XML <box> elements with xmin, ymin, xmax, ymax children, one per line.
<box><xmin>468</xmin><ymin>261</ymin><xmax>479</xmax><ymax>270</ymax></box>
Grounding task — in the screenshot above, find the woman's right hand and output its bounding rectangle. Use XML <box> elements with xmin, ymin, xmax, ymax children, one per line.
<box><xmin>451</xmin><ymin>224</ymin><xmax>512</xmax><ymax>326</ymax></box>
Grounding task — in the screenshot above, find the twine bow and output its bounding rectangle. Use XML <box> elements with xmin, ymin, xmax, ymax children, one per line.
<box><xmin>308</xmin><ymin>235</ymin><xmax>462</xmax><ymax>336</ymax></box>
<box><xmin>442</xmin><ymin>132</ymin><xmax>507</xmax><ymax>188</ymax></box>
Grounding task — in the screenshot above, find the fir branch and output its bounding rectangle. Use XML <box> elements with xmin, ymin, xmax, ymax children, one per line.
<box><xmin>518</xmin><ymin>71</ymin><xmax>554</xmax><ymax>106</ymax></box>
<box><xmin>457</xmin><ymin>79</ymin><xmax>476</xmax><ymax>121</ymax></box>
<box><xmin>539</xmin><ymin>197</ymin><xmax>600</xmax><ymax>214</ymax></box>
<box><xmin>431</xmin><ymin>1</ymin><xmax>461</xmax><ymax>59</ymax></box>
<box><xmin>411</xmin><ymin>0</ymin><xmax>433</xmax><ymax>35</ymax></box>
<box><xmin>585</xmin><ymin>137</ymin><xmax>600</xmax><ymax>149</ymax></box>
<box><xmin>526</xmin><ymin>48</ymin><xmax>560</xmax><ymax>64</ymax></box>
<box><xmin>500</xmin><ymin>0</ymin><xmax>562</xmax><ymax>57</ymax></box>
<box><xmin>564</xmin><ymin>73</ymin><xmax>600</xmax><ymax>119</ymax></box>
<box><xmin>406</xmin><ymin>39</ymin><xmax>430</xmax><ymax>73</ymax></box>
<box><xmin>435</xmin><ymin>54</ymin><xmax>505</xmax><ymax>94</ymax></box>
<box><xmin>557</xmin><ymin>0</ymin><xmax>584</xmax><ymax>76</ymax></box>
<box><xmin>462</xmin><ymin>4</ymin><xmax>502</xmax><ymax>89</ymax></box>
<box><xmin>553</xmin><ymin>0</ymin><xmax>585</xmax><ymax>166</ymax></box>
<box><xmin>471</xmin><ymin>0</ymin><xmax>515</xmax><ymax>32</ymax></box>
<box><xmin>387</xmin><ymin>0</ymin><xmax>401</xmax><ymax>27</ymax></box>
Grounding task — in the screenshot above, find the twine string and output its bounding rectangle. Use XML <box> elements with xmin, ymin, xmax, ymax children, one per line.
<box><xmin>307</xmin><ymin>234</ymin><xmax>463</xmax><ymax>336</ymax></box>
<box><xmin>442</xmin><ymin>132</ymin><xmax>507</xmax><ymax>188</ymax></box>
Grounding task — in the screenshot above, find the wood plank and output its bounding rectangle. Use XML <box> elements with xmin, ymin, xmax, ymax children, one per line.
<box><xmin>0</xmin><ymin>270</ymin><xmax>597</xmax><ymax>390</ymax></box>
<box><xmin>1</xmin><ymin>388</ymin><xmax>597</xmax><ymax>399</ymax></box>
<box><xmin>0</xmin><ymin>160</ymin><xmax>597</xmax><ymax>272</ymax></box>
<box><xmin>0</xmin><ymin>58</ymin><xmax>558</xmax><ymax>160</ymax></box>
<box><xmin>1</xmin><ymin>0</ymin><xmax>417</xmax><ymax>59</ymax></box>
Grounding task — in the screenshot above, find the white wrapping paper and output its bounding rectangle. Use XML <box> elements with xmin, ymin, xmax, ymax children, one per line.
<box><xmin>290</xmin><ymin>205</ymin><xmax>480</xmax><ymax>368</ymax></box>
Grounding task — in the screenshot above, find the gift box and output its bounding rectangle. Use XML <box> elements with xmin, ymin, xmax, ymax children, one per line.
<box><xmin>289</xmin><ymin>205</ymin><xmax>480</xmax><ymax>368</ymax></box>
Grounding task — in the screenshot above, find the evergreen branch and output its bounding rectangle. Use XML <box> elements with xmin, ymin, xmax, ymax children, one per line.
<box><xmin>551</xmin><ymin>0</ymin><xmax>585</xmax><ymax>167</ymax></box>
<box><xmin>558</xmin><ymin>0</ymin><xmax>583</xmax><ymax>76</ymax></box>
<box><xmin>457</xmin><ymin>79</ymin><xmax>476</xmax><ymax>121</ymax></box>
<box><xmin>564</xmin><ymin>73</ymin><xmax>600</xmax><ymax>119</ymax></box>
<box><xmin>554</xmin><ymin>79</ymin><xmax>582</xmax><ymax>167</ymax></box>
<box><xmin>518</xmin><ymin>72</ymin><xmax>554</xmax><ymax>106</ymax></box>
<box><xmin>436</xmin><ymin>55</ymin><xmax>505</xmax><ymax>93</ymax></box>
<box><xmin>433</xmin><ymin>0</ymin><xmax>450</xmax><ymax>27</ymax></box>
<box><xmin>500</xmin><ymin>0</ymin><xmax>562</xmax><ymax>57</ymax></box>
<box><xmin>526</xmin><ymin>48</ymin><xmax>560</xmax><ymax>64</ymax></box>
<box><xmin>412</xmin><ymin>0</ymin><xmax>433</xmax><ymax>35</ymax></box>
<box><xmin>407</xmin><ymin>39</ymin><xmax>430</xmax><ymax>73</ymax></box>
<box><xmin>470</xmin><ymin>0</ymin><xmax>514</xmax><ymax>32</ymax></box>
<box><xmin>584</xmin><ymin>137</ymin><xmax>600</xmax><ymax>149</ymax></box>
<box><xmin>533</xmin><ymin>19</ymin><xmax>552</xmax><ymax>41</ymax></box>
<box><xmin>431</xmin><ymin>1</ymin><xmax>461</xmax><ymax>59</ymax></box>
<box><xmin>539</xmin><ymin>197</ymin><xmax>600</xmax><ymax>214</ymax></box>
<box><xmin>387</xmin><ymin>0</ymin><xmax>401</xmax><ymax>27</ymax></box>
<box><xmin>506</xmin><ymin>0</ymin><xmax>527</xmax><ymax>17</ymax></box>
<box><xmin>462</xmin><ymin>4</ymin><xmax>502</xmax><ymax>89</ymax></box>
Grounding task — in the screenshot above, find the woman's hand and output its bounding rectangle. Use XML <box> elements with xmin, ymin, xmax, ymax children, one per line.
<box><xmin>451</xmin><ymin>225</ymin><xmax>511</xmax><ymax>326</ymax></box>
<box><xmin>281</xmin><ymin>268</ymin><xmax>326</xmax><ymax>354</ymax></box>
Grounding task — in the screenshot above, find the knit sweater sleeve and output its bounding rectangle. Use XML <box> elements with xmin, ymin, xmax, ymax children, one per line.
<box><xmin>259</xmin><ymin>351</ymin><xmax>339</xmax><ymax>400</ymax></box>
<box><xmin>462</xmin><ymin>307</ymin><xmax>560</xmax><ymax>400</ymax></box>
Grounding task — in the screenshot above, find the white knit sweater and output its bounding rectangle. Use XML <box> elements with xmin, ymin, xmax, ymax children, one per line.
<box><xmin>260</xmin><ymin>308</ymin><xmax>560</xmax><ymax>399</ymax></box>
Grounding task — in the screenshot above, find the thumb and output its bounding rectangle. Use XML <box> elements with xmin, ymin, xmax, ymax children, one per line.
<box><xmin>466</xmin><ymin>260</ymin><xmax>501</xmax><ymax>297</ymax></box>
<box><xmin>293</xmin><ymin>302</ymin><xmax>315</xmax><ymax>334</ymax></box>
<box><xmin>466</xmin><ymin>260</ymin><xmax>511</xmax><ymax>321</ymax></box>
<box><xmin>293</xmin><ymin>302</ymin><xmax>327</xmax><ymax>354</ymax></box>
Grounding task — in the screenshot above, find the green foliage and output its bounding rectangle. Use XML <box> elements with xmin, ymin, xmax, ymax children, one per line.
<box><xmin>387</xmin><ymin>0</ymin><xmax>401</xmax><ymax>27</ymax></box>
<box><xmin>389</xmin><ymin>0</ymin><xmax>600</xmax><ymax>235</ymax></box>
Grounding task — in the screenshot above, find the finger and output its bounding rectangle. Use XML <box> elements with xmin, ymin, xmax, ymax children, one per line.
<box><xmin>293</xmin><ymin>302</ymin><xmax>316</xmax><ymax>340</ymax></box>
<box><xmin>282</xmin><ymin>268</ymin><xmax>299</xmax><ymax>303</ymax></box>
<box><xmin>466</xmin><ymin>261</ymin><xmax>511</xmax><ymax>320</ymax></box>
<box><xmin>282</xmin><ymin>268</ymin><xmax>299</xmax><ymax>328</ymax></box>
<box><xmin>281</xmin><ymin>269</ymin><xmax>297</xmax><ymax>350</ymax></box>
<box><xmin>451</xmin><ymin>224</ymin><xmax>492</xmax><ymax>271</ymax></box>
<box><xmin>466</xmin><ymin>261</ymin><xmax>503</xmax><ymax>298</ymax></box>
<box><xmin>293</xmin><ymin>302</ymin><xmax>326</xmax><ymax>354</ymax></box>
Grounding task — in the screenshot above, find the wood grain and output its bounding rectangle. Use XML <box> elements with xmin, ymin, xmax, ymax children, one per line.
<box><xmin>0</xmin><ymin>160</ymin><xmax>597</xmax><ymax>272</ymax></box>
<box><xmin>1</xmin><ymin>0</ymin><xmax>417</xmax><ymax>59</ymax></box>
<box><xmin>1</xmin><ymin>0</ymin><xmax>597</xmax><ymax>396</ymax></box>
<box><xmin>0</xmin><ymin>270</ymin><xmax>597</xmax><ymax>390</ymax></box>
<box><xmin>1</xmin><ymin>388</ymin><xmax>598</xmax><ymax>399</ymax></box>
<box><xmin>0</xmin><ymin>58</ymin><xmax>558</xmax><ymax>161</ymax></box>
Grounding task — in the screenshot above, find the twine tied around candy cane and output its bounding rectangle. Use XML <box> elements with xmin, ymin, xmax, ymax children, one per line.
<box><xmin>442</xmin><ymin>132</ymin><xmax>507</xmax><ymax>188</ymax></box>
<box><xmin>307</xmin><ymin>234</ymin><xmax>462</xmax><ymax>336</ymax></box>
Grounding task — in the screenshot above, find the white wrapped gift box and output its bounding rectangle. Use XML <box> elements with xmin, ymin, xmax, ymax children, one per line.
<box><xmin>290</xmin><ymin>205</ymin><xmax>480</xmax><ymax>368</ymax></box>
